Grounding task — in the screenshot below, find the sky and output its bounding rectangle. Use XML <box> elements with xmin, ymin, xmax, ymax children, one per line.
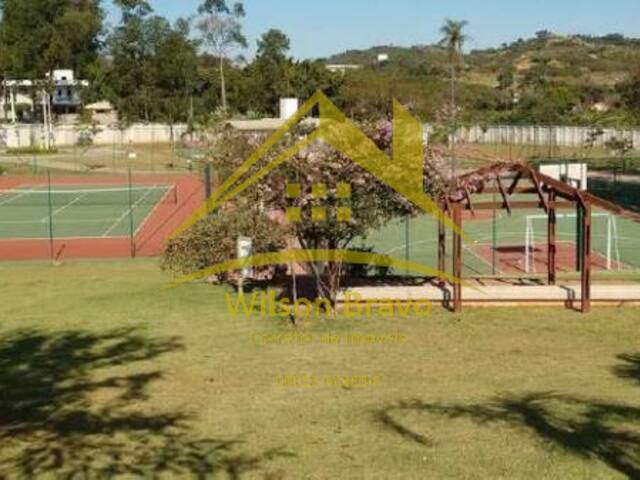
<box><xmin>106</xmin><ymin>0</ymin><xmax>640</xmax><ymax>60</ymax></box>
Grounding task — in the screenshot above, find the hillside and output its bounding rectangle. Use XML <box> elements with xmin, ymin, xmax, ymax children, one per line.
<box><xmin>326</xmin><ymin>33</ymin><xmax>640</xmax><ymax>89</ymax></box>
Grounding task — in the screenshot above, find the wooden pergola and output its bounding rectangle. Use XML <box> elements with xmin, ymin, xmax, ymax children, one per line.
<box><xmin>437</xmin><ymin>162</ymin><xmax>640</xmax><ymax>314</ymax></box>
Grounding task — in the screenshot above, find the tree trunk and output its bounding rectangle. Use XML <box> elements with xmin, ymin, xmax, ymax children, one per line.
<box><xmin>219</xmin><ymin>54</ymin><xmax>227</xmax><ymax>112</ymax></box>
<box><xmin>450</xmin><ymin>61</ymin><xmax>457</xmax><ymax>181</ymax></box>
<box><xmin>144</xmin><ymin>90</ymin><xmax>149</xmax><ymax>123</ymax></box>
<box><xmin>323</xmin><ymin>240</ymin><xmax>342</xmax><ymax>311</ymax></box>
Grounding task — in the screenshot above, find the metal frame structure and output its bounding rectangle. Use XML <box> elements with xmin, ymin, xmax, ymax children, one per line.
<box><xmin>437</xmin><ymin>162</ymin><xmax>640</xmax><ymax>313</ymax></box>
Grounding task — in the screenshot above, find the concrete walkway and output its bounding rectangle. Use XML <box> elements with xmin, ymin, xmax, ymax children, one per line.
<box><xmin>340</xmin><ymin>283</ymin><xmax>640</xmax><ymax>307</ymax></box>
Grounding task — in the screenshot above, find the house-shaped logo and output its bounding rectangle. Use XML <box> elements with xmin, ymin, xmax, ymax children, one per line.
<box><xmin>170</xmin><ymin>90</ymin><xmax>463</xmax><ymax>287</ymax></box>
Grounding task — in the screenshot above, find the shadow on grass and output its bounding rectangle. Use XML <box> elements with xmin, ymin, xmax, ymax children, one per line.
<box><xmin>614</xmin><ymin>353</ymin><xmax>640</xmax><ymax>385</ymax></box>
<box><xmin>376</xmin><ymin>392</ymin><xmax>640</xmax><ymax>479</ymax></box>
<box><xmin>0</xmin><ymin>328</ymin><xmax>292</xmax><ymax>478</ymax></box>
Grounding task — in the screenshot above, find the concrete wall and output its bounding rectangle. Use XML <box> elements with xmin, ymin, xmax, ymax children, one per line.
<box><xmin>4</xmin><ymin>122</ymin><xmax>638</xmax><ymax>152</ymax></box>
<box><xmin>450</xmin><ymin>125</ymin><xmax>640</xmax><ymax>151</ymax></box>
<box><xmin>0</xmin><ymin>123</ymin><xmax>188</xmax><ymax>149</ymax></box>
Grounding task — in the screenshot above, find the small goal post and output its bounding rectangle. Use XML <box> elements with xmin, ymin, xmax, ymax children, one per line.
<box><xmin>524</xmin><ymin>212</ymin><xmax>621</xmax><ymax>273</ymax></box>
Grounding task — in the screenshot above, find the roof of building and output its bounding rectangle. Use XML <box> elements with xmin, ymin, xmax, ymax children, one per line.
<box><xmin>226</xmin><ymin>117</ymin><xmax>319</xmax><ymax>132</ymax></box>
<box><xmin>85</xmin><ymin>101</ymin><xmax>115</xmax><ymax>111</ymax></box>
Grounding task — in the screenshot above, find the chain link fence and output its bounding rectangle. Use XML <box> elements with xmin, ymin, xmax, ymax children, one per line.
<box><xmin>0</xmin><ymin>123</ymin><xmax>208</xmax><ymax>176</ymax></box>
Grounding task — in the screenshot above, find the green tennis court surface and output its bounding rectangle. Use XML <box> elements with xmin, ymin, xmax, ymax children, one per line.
<box><xmin>359</xmin><ymin>204</ymin><xmax>640</xmax><ymax>277</ymax></box>
<box><xmin>0</xmin><ymin>184</ymin><xmax>175</xmax><ymax>239</ymax></box>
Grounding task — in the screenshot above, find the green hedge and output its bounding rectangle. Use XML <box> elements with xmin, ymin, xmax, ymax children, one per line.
<box><xmin>6</xmin><ymin>147</ymin><xmax>59</xmax><ymax>155</ymax></box>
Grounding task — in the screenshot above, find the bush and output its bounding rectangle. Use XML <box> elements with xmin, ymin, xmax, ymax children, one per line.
<box><xmin>0</xmin><ymin>165</ymin><xmax>5</xmax><ymax>176</ymax></box>
<box><xmin>162</xmin><ymin>206</ymin><xmax>289</xmax><ymax>282</ymax></box>
<box><xmin>6</xmin><ymin>147</ymin><xmax>58</xmax><ymax>155</ymax></box>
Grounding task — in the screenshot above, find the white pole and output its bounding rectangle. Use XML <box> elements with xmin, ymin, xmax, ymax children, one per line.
<box><xmin>612</xmin><ymin>216</ymin><xmax>621</xmax><ymax>271</ymax></box>
<box><xmin>41</xmin><ymin>90</ymin><xmax>48</xmax><ymax>149</ymax></box>
<box><xmin>607</xmin><ymin>215</ymin><xmax>612</xmax><ymax>271</ymax></box>
<box><xmin>525</xmin><ymin>218</ymin><xmax>531</xmax><ymax>273</ymax></box>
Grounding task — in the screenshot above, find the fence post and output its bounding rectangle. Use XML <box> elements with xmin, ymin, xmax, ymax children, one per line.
<box><xmin>203</xmin><ymin>163</ymin><xmax>212</xmax><ymax>201</ymax></box>
<box><xmin>405</xmin><ymin>215</ymin><xmax>410</xmax><ymax>277</ymax></box>
<box><xmin>576</xmin><ymin>202</ymin><xmax>584</xmax><ymax>272</ymax></box>
<box><xmin>452</xmin><ymin>203</ymin><xmax>463</xmax><ymax>313</ymax></box>
<box><xmin>127</xmin><ymin>168</ymin><xmax>136</xmax><ymax>258</ymax></box>
<box><xmin>581</xmin><ymin>201</ymin><xmax>592</xmax><ymax>313</ymax></box>
<box><xmin>548</xmin><ymin>190</ymin><xmax>557</xmax><ymax>285</ymax></box>
<box><xmin>492</xmin><ymin>190</ymin><xmax>497</xmax><ymax>275</ymax></box>
<box><xmin>47</xmin><ymin>170</ymin><xmax>55</xmax><ymax>262</ymax></box>
<box><xmin>437</xmin><ymin>206</ymin><xmax>446</xmax><ymax>281</ymax></box>
<box><xmin>151</xmin><ymin>125</ymin><xmax>155</xmax><ymax>173</ymax></box>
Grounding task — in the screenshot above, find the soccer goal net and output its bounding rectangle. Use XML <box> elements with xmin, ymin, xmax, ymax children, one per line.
<box><xmin>524</xmin><ymin>212</ymin><xmax>621</xmax><ymax>273</ymax></box>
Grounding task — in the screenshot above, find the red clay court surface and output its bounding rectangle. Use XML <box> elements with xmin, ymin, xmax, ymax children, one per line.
<box><xmin>0</xmin><ymin>174</ymin><xmax>203</xmax><ymax>261</ymax></box>
<box><xmin>471</xmin><ymin>241</ymin><xmax>625</xmax><ymax>275</ymax></box>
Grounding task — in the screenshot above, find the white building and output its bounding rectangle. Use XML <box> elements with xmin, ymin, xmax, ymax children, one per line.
<box><xmin>326</xmin><ymin>64</ymin><xmax>363</xmax><ymax>74</ymax></box>
<box><xmin>0</xmin><ymin>80</ymin><xmax>34</xmax><ymax>122</ymax></box>
<box><xmin>1</xmin><ymin>69</ymin><xmax>88</xmax><ymax>123</ymax></box>
<box><xmin>85</xmin><ymin>101</ymin><xmax>118</xmax><ymax>125</ymax></box>
<box><xmin>48</xmin><ymin>70</ymin><xmax>88</xmax><ymax>113</ymax></box>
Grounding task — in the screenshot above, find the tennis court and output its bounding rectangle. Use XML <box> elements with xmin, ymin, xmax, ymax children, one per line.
<box><xmin>0</xmin><ymin>184</ymin><xmax>177</xmax><ymax>239</ymax></box>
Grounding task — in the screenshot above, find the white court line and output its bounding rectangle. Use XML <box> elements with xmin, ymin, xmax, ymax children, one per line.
<box><xmin>379</xmin><ymin>237</ymin><xmax>503</xmax><ymax>275</ymax></box>
<box><xmin>101</xmin><ymin>187</ymin><xmax>157</xmax><ymax>237</ymax></box>
<box><xmin>0</xmin><ymin>218</ymin><xmax>119</xmax><ymax>225</ymax></box>
<box><xmin>463</xmin><ymin>244</ymin><xmax>505</xmax><ymax>275</ymax></box>
<box><xmin>0</xmin><ymin>235</ymin><xmax>130</xmax><ymax>241</ymax></box>
<box><xmin>133</xmin><ymin>186</ymin><xmax>173</xmax><ymax>237</ymax></box>
<box><xmin>0</xmin><ymin>190</ymin><xmax>31</xmax><ymax>206</ymax></box>
<box><xmin>40</xmin><ymin>192</ymin><xmax>89</xmax><ymax>223</ymax></box>
<box><xmin>383</xmin><ymin>239</ymin><xmax>437</xmax><ymax>256</ymax></box>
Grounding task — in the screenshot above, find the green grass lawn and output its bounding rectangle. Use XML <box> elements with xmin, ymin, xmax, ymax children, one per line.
<box><xmin>1</xmin><ymin>259</ymin><xmax>639</xmax><ymax>478</ymax></box>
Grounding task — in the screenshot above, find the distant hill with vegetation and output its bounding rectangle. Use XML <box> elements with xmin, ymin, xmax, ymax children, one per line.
<box><xmin>327</xmin><ymin>33</ymin><xmax>640</xmax><ymax>88</ymax></box>
<box><xmin>326</xmin><ymin>33</ymin><xmax>640</xmax><ymax>127</ymax></box>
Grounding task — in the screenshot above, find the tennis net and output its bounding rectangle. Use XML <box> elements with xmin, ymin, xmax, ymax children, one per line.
<box><xmin>0</xmin><ymin>185</ymin><xmax>177</xmax><ymax>207</ymax></box>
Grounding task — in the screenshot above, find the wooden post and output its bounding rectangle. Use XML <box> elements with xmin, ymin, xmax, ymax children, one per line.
<box><xmin>581</xmin><ymin>201</ymin><xmax>592</xmax><ymax>313</ymax></box>
<box><xmin>203</xmin><ymin>163</ymin><xmax>212</xmax><ymax>201</ymax></box>
<box><xmin>576</xmin><ymin>204</ymin><xmax>584</xmax><ymax>272</ymax></box>
<box><xmin>452</xmin><ymin>203</ymin><xmax>463</xmax><ymax>313</ymax></box>
<box><xmin>548</xmin><ymin>189</ymin><xmax>557</xmax><ymax>285</ymax></box>
<box><xmin>438</xmin><ymin>207</ymin><xmax>446</xmax><ymax>280</ymax></box>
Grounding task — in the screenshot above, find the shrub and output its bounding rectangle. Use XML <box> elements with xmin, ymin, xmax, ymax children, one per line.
<box><xmin>162</xmin><ymin>205</ymin><xmax>289</xmax><ymax>282</ymax></box>
<box><xmin>6</xmin><ymin>147</ymin><xmax>58</xmax><ymax>155</ymax></box>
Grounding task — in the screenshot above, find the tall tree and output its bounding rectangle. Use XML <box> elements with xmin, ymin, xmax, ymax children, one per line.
<box><xmin>108</xmin><ymin>2</ymin><xmax>158</xmax><ymax>121</ymax></box>
<box><xmin>0</xmin><ymin>0</ymin><xmax>103</xmax><ymax>78</ymax></box>
<box><xmin>197</xmin><ymin>1</ymin><xmax>246</xmax><ymax>112</ymax></box>
<box><xmin>256</xmin><ymin>29</ymin><xmax>290</xmax><ymax>64</ymax></box>
<box><xmin>439</xmin><ymin>19</ymin><xmax>469</xmax><ymax>179</ymax></box>
<box><xmin>108</xmin><ymin>2</ymin><xmax>198</xmax><ymax>123</ymax></box>
<box><xmin>113</xmin><ymin>0</ymin><xmax>151</xmax><ymax>18</ymax></box>
<box><xmin>250</xmin><ymin>29</ymin><xmax>292</xmax><ymax>114</ymax></box>
<box><xmin>153</xmin><ymin>19</ymin><xmax>199</xmax><ymax>127</ymax></box>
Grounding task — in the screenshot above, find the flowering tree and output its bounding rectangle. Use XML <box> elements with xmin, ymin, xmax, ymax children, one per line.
<box><xmin>175</xmin><ymin>120</ymin><xmax>448</xmax><ymax>308</ymax></box>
